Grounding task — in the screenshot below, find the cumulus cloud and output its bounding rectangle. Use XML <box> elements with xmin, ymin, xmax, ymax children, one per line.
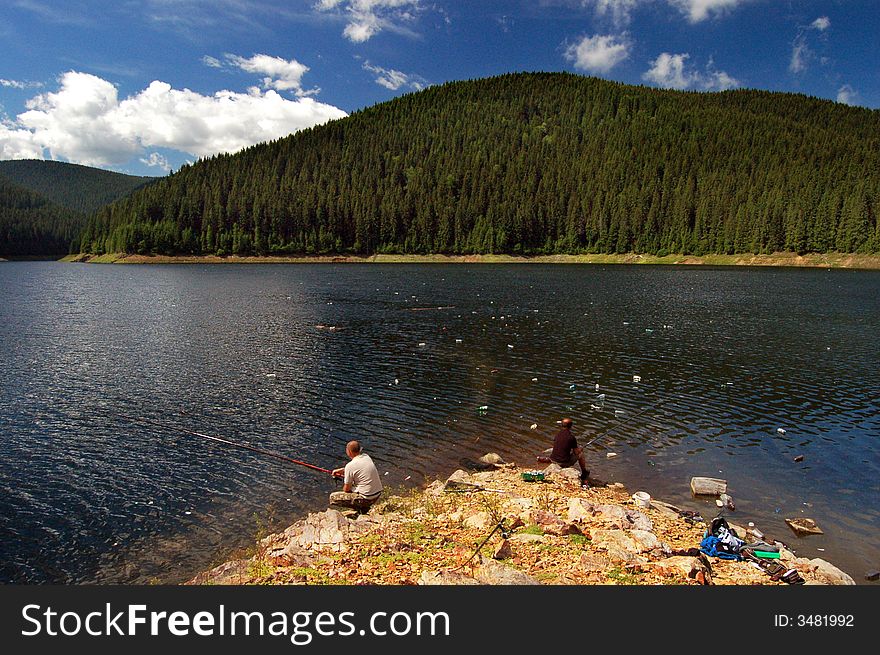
<box><xmin>836</xmin><ymin>85</ymin><xmax>857</xmax><ymax>105</ymax></box>
<box><xmin>362</xmin><ymin>62</ymin><xmax>427</xmax><ymax>91</ymax></box>
<box><xmin>668</xmin><ymin>0</ymin><xmax>746</xmax><ymax>23</ymax></box>
<box><xmin>643</xmin><ymin>52</ymin><xmax>739</xmax><ymax>90</ymax></box>
<box><xmin>0</xmin><ymin>70</ymin><xmax>347</xmax><ymax>166</ymax></box>
<box><xmin>564</xmin><ymin>34</ymin><xmax>631</xmax><ymax>73</ymax></box>
<box><xmin>140</xmin><ymin>152</ymin><xmax>172</xmax><ymax>172</ymax></box>
<box><xmin>225</xmin><ymin>54</ymin><xmax>314</xmax><ymax>95</ymax></box>
<box><xmin>314</xmin><ymin>0</ymin><xmax>422</xmax><ymax>43</ymax></box>
<box><xmin>811</xmin><ymin>16</ymin><xmax>830</xmax><ymax>31</ymax></box>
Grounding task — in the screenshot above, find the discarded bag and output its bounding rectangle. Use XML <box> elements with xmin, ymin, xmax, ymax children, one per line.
<box><xmin>699</xmin><ymin>516</ymin><xmax>745</xmax><ymax>560</ymax></box>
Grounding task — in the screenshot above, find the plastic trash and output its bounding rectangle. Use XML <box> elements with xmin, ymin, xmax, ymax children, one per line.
<box><xmin>265</xmin><ymin>373</ymin><xmax>276</xmax><ymax>377</ymax></box>
<box><xmin>418</xmin><ymin>342</ymin><xmax>426</xmax><ymax>347</ymax></box>
<box><xmin>394</xmin><ymin>379</ymin><xmax>399</xmax><ymax>385</ymax></box>
<box><xmin>507</xmin><ymin>344</ymin><xmax>514</xmax><ymax>349</ymax></box>
<box><xmin>606</xmin><ymin>452</ymin><xmax>618</xmax><ymax>458</ymax></box>
<box><xmin>777</xmin><ymin>428</ymin><xmax>786</xmax><ymax>434</ymax></box>
<box><xmin>531</xmin><ymin>377</ymin><xmax>538</xmax><ymax>382</ymax></box>
<box><xmin>595</xmin><ymin>383</ymin><xmax>600</xmax><ymax>391</ymax></box>
<box><xmin>569</xmin><ymin>384</ymin><xmax>576</xmax><ymax>390</ymax></box>
<box><xmin>597</xmin><ymin>393</ymin><xmax>605</xmax><ymax>400</ymax></box>
<box><xmin>477</xmin><ymin>405</ymin><xmax>489</xmax><ymax>413</ymax></box>
<box><xmin>645</xmin><ymin>328</ymin><xmax>653</xmax><ymax>333</ymax></box>
<box><xmin>455</xmin><ymin>338</ymin><xmax>463</xmax><ymax>343</ymax></box>
<box><xmin>633</xmin><ymin>375</ymin><xmax>641</xmax><ymax>382</ymax></box>
<box><xmin>530</xmin><ymin>423</ymin><xmax>538</xmax><ymax>430</ymax></box>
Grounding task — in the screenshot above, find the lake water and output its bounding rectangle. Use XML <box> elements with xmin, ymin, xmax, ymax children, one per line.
<box><xmin>1</xmin><ymin>262</ymin><xmax>878</xmax><ymax>584</ymax></box>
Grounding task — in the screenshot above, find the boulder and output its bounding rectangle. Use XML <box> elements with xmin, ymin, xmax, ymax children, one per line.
<box><xmin>493</xmin><ymin>539</ymin><xmax>513</xmax><ymax>560</ymax></box>
<box><xmin>626</xmin><ymin>510</ymin><xmax>653</xmax><ymax>532</ymax></box>
<box><xmin>647</xmin><ymin>499</ymin><xmax>683</xmax><ymax>520</ymax></box>
<box><xmin>464</xmin><ymin>511</ymin><xmax>493</xmax><ymax>530</ymax></box>
<box><xmin>443</xmin><ymin>469</ymin><xmax>482</xmax><ymax>492</ymax></box>
<box><xmin>296</xmin><ymin>509</ymin><xmax>350</xmax><ymax>551</ymax></box>
<box><xmin>187</xmin><ymin>559</ymin><xmax>255</xmax><ymax>585</ymax></box>
<box><xmin>509</xmin><ymin>533</ymin><xmax>545</xmax><ymax>544</ymax></box>
<box><xmin>479</xmin><ymin>453</ymin><xmax>505</xmax><ymax>465</ymax></box>
<box><xmin>418</xmin><ymin>570</ymin><xmax>481</xmax><ymax>586</ymax></box>
<box><xmin>532</xmin><ymin>510</ymin><xmax>565</xmax><ymax>527</ymax></box>
<box><xmin>785</xmin><ymin>518</ymin><xmax>824</xmax><ymax>536</ymax></box>
<box><xmin>474</xmin><ymin>557</ymin><xmax>541</xmax><ymax>585</ymax></box>
<box><xmin>264</xmin><ymin>543</ymin><xmax>316</xmax><ymax>568</ymax></box>
<box><xmin>555</xmin><ymin>467</ymin><xmax>583</xmax><ymax>483</ymax></box>
<box><xmin>690</xmin><ymin>477</ymin><xmax>727</xmax><ymax>496</ymax></box>
<box><xmin>864</xmin><ymin>570</ymin><xmax>880</xmax><ymax>582</ymax></box>
<box><xmin>808</xmin><ymin>558</ymin><xmax>855</xmax><ymax>585</ymax></box>
<box><xmin>568</xmin><ymin>497</ymin><xmax>596</xmax><ymax>522</ymax></box>
<box><xmin>542</xmin><ymin>462</ymin><xmax>563</xmax><ymax>475</ymax></box>
<box><xmin>425</xmin><ymin>480</ymin><xmax>445</xmax><ymax>496</ymax></box>
<box><xmin>591</xmin><ymin>530</ymin><xmax>640</xmax><ymax>555</ymax></box>
<box><xmin>630</xmin><ymin>530</ymin><xmax>661</xmax><ymax>552</ymax></box>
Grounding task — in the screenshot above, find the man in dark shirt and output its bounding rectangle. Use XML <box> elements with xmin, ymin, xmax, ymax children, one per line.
<box><xmin>551</xmin><ymin>418</ymin><xmax>589</xmax><ymax>483</ymax></box>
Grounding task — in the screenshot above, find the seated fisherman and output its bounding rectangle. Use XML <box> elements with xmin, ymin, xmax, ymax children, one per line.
<box><xmin>329</xmin><ymin>440</ymin><xmax>383</xmax><ymax>511</ymax></box>
<box><xmin>550</xmin><ymin>418</ymin><xmax>590</xmax><ymax>484</ymax></box>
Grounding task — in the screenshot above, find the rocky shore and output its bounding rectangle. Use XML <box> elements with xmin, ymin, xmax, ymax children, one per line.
<box><xmin>188</xmin><ymin>457</ymin><xmax>854</xmax><ymax>586</ymax></box>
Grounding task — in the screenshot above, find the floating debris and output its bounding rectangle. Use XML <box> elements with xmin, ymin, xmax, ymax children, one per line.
<box><xmin>394</xmin><ymin>379</ymin><xmax>399</xmax><ymax>385</ymax></box>
<box><xmin>265</xmin><ymin>373</ymin><xmax>276</xmax><ymax>378</ymax></box>
<box><xmin>476</xmin><ymin>405</ymin><xmax>489</xmax><ymax>414</ymax></box>
<box><xmin>569</xmin><ymin>384</ymin><xmax>576</xmax><ymax>390</ymax></box>
<box><xmin>777</xmin><ymin>427</ymin><xmax>787</xmax><ymax>434</ymax></box>
<box><xmin>455</xmin><ymin>338</ymin><xmax>463</xmax><ymax>343</ymax></box>
<box><xmin>632</xmin><ymin>375</ymin><xmax>641</xmax><ymax>382</ymax></box>
<box><xmin>597</xmin><ymin>393</ymin><xmax>605</xmax><ymax>400</ymax></box>
<box><xmin>507</xmin><ymin>344</ymin><xmax>514</xmax><ymax>349</ymax></box>
<box><xmin>794</xmin><ymin>455</ymin><xmax>804</xmax><ymax>462</ymax></box>
<box><xmin>645</xmin><ymin>328</ymin><xmax>654</xmax><ymax>333</ymax></box>
<box><xmin>530</xmin><ymin>423</ymin><xmax>538</xmax><ymax>430</ymax></box>
<box><xmin>595</xmin><ymin>383</ymin><xmax>600</xmax><ymax>391</ymax></box>
<box><xmin>418</xmin><ymin>342</ymin><xmax>426</xmax><ymax>347</ymax></box>
<box><xmin>531</xmin><ymin>377</ymin><xmax>538</xmax><ymax>382</ymax></box>
<box><xmin>606</xmin><ymin>452</ymin><xmax>618</xmax><ymax>458</ymax></box>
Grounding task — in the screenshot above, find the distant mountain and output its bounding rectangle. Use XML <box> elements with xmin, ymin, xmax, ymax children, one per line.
<box><xmin>79</xmin><ymin>72</ymin><xmax>879</xmax><ymax>256</ymax></box>
<box><xmin>0</xmin><ymin>176</ymin><xmax>83</xmax><ymax>256</ymax></box>
<box><xmin>0</xmin><ymin>160</ymin><xmax>154</xmax><ymax>215</ymax></box>
<box><xmin>0</xmin><ymin>160</ymin><xmax>157</xmax><ymax>256</ymax></box>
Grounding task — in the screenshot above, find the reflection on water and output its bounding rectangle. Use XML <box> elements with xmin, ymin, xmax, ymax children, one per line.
<box><xmin>0</xmin><ymin>262</ymin><xmax>878</xmax><ymax>583</ymax></box>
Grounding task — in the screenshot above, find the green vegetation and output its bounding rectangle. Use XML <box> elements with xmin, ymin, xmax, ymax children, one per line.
<box><xmin>78</xmin><ymin>72</ymin><xmax>879</xmax><ymax>257</ymax></box>
<box><xmin>0</xmin><ymin>160</ymin><xmax>155</xmax><ymax>256</ymax></box>
<box><xmin>0</xmin><ymin>160</ymin><xmax>153</xmax><ymax>215</ymax></box>
<box><xmin>0</xmin><ymin>176</ymin><xmax>84</xmax><ymax>256</ymax></box>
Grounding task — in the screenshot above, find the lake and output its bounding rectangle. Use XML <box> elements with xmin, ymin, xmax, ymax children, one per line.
<box><xmin>1</xmin><ymin>261</ymin><xmax>878</xmax><ymax>583</ymax></box>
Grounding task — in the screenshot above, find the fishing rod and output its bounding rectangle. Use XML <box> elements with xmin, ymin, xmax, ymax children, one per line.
<box><xmin>120</xmin><ymin>414</ymin><xmax>336</xmax><ymax>475</ymax></box>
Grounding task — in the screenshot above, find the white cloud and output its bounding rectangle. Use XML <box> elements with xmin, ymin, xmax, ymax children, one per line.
<box><xmin>564</xmin><ymin>34</ymin><xmax>631</xmax><ymax>73</ymax></box>
<box><xmin>0</xmin><ymin>70</ymin><xmax>347</xmax><ymax>167</ymax></box>
<box><xmin>836</xmin><ymin>85</ymin><xmax>857</xmax><ymax>105</ymax></box>
<box><xmin>579</xmin><ymin>1</ymin><xmax>643</xmax><ymax>27</ymax></box>
<box><xmin>314</xmin><ymin>0</ymin><xmax>422</xmax><ymax>43</ymax></box>
<box><xmin>362</xmin><ymin>62</ymin><xmax>427</xmax><ymax>91</ymax></box>
<box><xmin>643</xmin><ymin>52</ymin><xmax>739</xmax><ymax>90</ymax></box>
<box><xmin>0</xmin><ymin>78</ymin><xmax>43</xmax><ymax>89</ymax></box>
<box><xmin>811</xmin><ymin>16</ymin><xmax>830</xmax><ymax>31</ymax></box>
<box><xmin>140</xmin><ymin>152</ymin><xmax>172</xmax><ymax>172</ymax></box>
<box><xmin>201</xmin><ymin>55</ymin><xmax>223</xmax><ymax>68</ymax></box>
<box><xmin>668</xmin><ymin>0</ymin><xmax>746</xmax><ymax>23</ymax></box>
<box><xmin>225</xmin><ymin>54</ymin><xmax>313</xmax><ymax>95</ymax></box>
<box><xmin>789</xmin><ymin>38</ymin><xmax>808</xmax><ymax>73</ymax></box>
<box><xmin>643</xmin><ymin>52</ymin><xmax>694</xmax><ymax>89</ymax></box>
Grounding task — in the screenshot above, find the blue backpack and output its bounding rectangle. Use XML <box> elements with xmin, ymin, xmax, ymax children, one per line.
<box><xmin>700</xmin><ymin>516</ymin><xmax>744</xmax><ymax>561</ymax></box>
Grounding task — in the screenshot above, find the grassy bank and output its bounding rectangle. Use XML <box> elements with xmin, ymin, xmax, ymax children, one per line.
<box><xmin>61</xmin><ymin>251</ymin><xmax>880</xmax><ymax>269</ymax></box>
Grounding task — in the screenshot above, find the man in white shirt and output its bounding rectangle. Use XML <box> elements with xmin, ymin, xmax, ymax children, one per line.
<box><xmin>330</xmin><ymin>440</ymin><xmax>383</xmax><ymax>512</ymax></box>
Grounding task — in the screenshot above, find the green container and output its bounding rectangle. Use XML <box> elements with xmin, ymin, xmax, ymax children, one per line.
<box><xmin>754</xmin><ymin>550</ymin><xmax>781</xmax><ymax>559</ymax></box>
<box><xmin>521</xmin><ymin>471</ymin><xmax>545</xmax><ymax>482</ymax></box>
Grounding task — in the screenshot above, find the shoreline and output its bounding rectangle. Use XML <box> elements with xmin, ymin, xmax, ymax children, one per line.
<box><xmin>60</xmin><ymin>252</ymin><xmax>880</xmax><ymax>269</ymax></box>
<box><xmin>187</xmin><ymin>457</ymin><xmax>856</xmax><ymax>586</ymax></box>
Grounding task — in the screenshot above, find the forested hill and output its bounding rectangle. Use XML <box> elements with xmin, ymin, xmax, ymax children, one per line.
<box><xmin>0</xmin><ymin>176</ymin><xmax>83</xmax><ymax>256</ymax></box>
<box><xmin>0</xmin><ymin>160</ymin><xmax>154</xmax><ymax>215</ymax></box>
<box><xmin>80</xmin><ymin>72</ymin><xmax>879</xmax><ymax>257</ymax></box>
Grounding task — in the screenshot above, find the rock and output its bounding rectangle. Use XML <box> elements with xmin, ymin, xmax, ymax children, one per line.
<box><xmin>794</xmin><ymin>455</ymin><xmax>805</xmax><ymax>462</ymax></box>
<box><xmin>532</xmin><ymin>510</ymin><xmax>564</xmax><ymax>527</ymax></box>
<box><xmin>506</xmin><ymin>497</ymin><xmax>535</xmax><ymax>512</ymax></box>
<box><xmin>647</xmin><ymin>499</ymin><xmax>683</xmax><ymax>520</ymax></box>
<box><xmin>264</xmin><ymin>543</ymin><xmax>316</xmax><ymax>568</ymax></box>
<box><xmin>579</xmin><ymin>553</ymin><xmax>610</xmax><ymax>572</ymax></box>
<box><xmin>720</xmin><ymin>493</ymin><xmax>735</xmax><ymax>511</ymax></box>
<box><xmin>425</xmin><ymin>480</ymin><xmax>445</xmax><ymax>496</ymax></box>
<box><xmin>690</xmin><ymin>477</ymin><xmax>728</xmax><ymax>496</ymax></box>
<box><xmin>595</xmin><ymin>504</ymin><xmax>629</xmax><ymax>528</ymax></box>
<box><xmin>729</xmin><ymin>523</ymin><xmax>749</xmax><ymax>539</ymax></box>
<box><xmin>809</xmin><ymin>558</ymin><xmax>855</xmax><ymax>585</ymax></box>
<box><xmin>651</xmin><ymin>556</ymin><xmax>710</xmax><ymax>581</ymax></box>
<box><xmin>493</xmin><ymin>539</ymin><xmax>513</xmax><ymax>560</ymax></box>
<box><xmin>626</xmin><ymin>510</ymin><xmax>653</xmax><ymax>532</ymax></box>
<box><xmin>443</xmin><ymin>469</ymin><xmax>482</xmax><ymax>492</ymax></box>
<box><xmin>464</xmin><ymin>511</ymin><xmax>493</xmax><ymax>530</ymax></box>
<box><xmin>474</xmin><ymin>557</ymin><xmax>541</xmax><ymax>585</ymax></box>
<box><xmin>260</xmin><ymin>509</ymin><xmax>354</xmax><ymax>553</ymax></box>
<box><xmin>630</xmin><ymin>530</ymin><xmax>661</xmax><ymax>552</ymax></box>
<box><xmin>864</xmin><ymin>570</ymin><xmax>880</xmax><ymax>581</ymax></box>
<box><xmin>567</xmin><ymin>497</ymin><xmax>596</xmax><ymax>522</ymax></box>
<box><xmin>591</xmin><ymin>530</ymin><xmax>640</xmax><ymax>555</ymax></box>
<box><xmin>509</xmin><ymin>533</ymin><xmax>545</xmax><ymax>544</ymax></box>
<box><xmin>785</xmin><ymin>518</ymin><xmax>824</xmax><ymax>536</ymax></box>
<box><xmin>542</xmin><ymin>462</ymin><xmax>563</xmax><ymax>475</ymax></box>
<box><xmin>187</xmin><ymin>559</ymin><xmax>255</xmax><ymax>585</ymax></box>
<box><xmin>555</xmin><ymin>467</ymin><xmax>582</xmax><ymax>483</ymax></box>
<box><xmin>418</xmin><ymin>570</ymin><xmax>481</xmax><ymax>585</ymax></box>
<box><xmin>479</xmin><ymin>453</ymin><xmax>505</xmax><ymax>465</ymax></box>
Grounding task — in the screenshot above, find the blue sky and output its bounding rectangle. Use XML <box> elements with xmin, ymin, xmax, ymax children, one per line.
<box><xmin>1</xmin><ymin>1</ymin><xmax>877</xmax><ymax>176</ymax></box>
